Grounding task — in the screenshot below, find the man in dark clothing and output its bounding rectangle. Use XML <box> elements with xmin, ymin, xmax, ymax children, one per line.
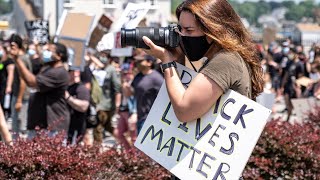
<box><xmin>130</xmin><ymin>55</ymin><xmax>163</xmax><ymax>134</ymax></box>
<box><xmin>11</xmin><ymin>37</ymin><xmax>70</xmax><ymax>135</ymax></box>
<box><xmin>66</xmin><ymin>66</ymin><xmax>90</xmax><ymax>144</ymax></box>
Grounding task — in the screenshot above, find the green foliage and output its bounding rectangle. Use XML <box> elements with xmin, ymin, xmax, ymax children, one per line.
<box><xmin>229</xmin><ymin>0</ymin><xmax>320</xmax><ymax>25</ymax></box>
<box><xmin>171</xmin><ymin>0</ymin><xmax>184</xmax><ymax>15</ymax></box>
<box><xmin>0</xmin><ymin>0</ymin><xmax>12</xmax><ymax>15</ymax></box>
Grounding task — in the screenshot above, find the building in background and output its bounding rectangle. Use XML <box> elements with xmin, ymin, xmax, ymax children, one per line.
<box><xmin>10</xmin><ymin>0</ymin><xmax>172</xmax><ymax>38</ymax></box>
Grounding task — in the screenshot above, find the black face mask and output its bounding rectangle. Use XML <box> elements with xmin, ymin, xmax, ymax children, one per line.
<box><xmin>180</xmin><ymin>35</ymin><xmax>211</xmax><ymax>62</ymax></box>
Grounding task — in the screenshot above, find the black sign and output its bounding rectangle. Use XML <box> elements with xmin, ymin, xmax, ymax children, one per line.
<box><xmin>25</xmin><ymin>20</ymin><xmax>49</xmax><ymax>45</ymax></box>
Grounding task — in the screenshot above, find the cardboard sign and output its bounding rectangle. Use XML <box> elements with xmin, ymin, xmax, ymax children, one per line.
<box><xmin>88</xmin><ymin>15</ymin><xmax>113</xmax><ymax>49</ymax></box>
<box><xmin>296</xmin><ymin>76</ymin><xmax>314</xmax><ymax>87</ymax></box>
<box><xmin>24</xmin><ymin>20</ymin><xmax>49</xmax><ymax>45</ymax></box>
<box><xmin>135</xmin><ymin>64</ymin><xmax>271</xmax><ymax>180</ymax></box>
<box><xmin>55</xmin><ymin>11</ymin><xmax>94</xmax><ymax>71</ymax></box>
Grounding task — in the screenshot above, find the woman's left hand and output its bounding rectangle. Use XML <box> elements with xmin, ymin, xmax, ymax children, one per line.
<box><xmin>142</xmin><ymin>36</ymin><xmax>175</xmax><ymax>63</ymax></box>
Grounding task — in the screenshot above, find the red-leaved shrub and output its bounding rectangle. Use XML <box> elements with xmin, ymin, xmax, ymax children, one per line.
<box><xmin>1</xmin><ymin>107</ymin><xmax>320</xmax><ymax>179</ymax></box>
<box><xmin>0</xmin><ymin>130</ymin><xmax>170</xmax><ymax>179</ymax></box>
<box><xmin>243</xmin><ymin>113</ymin><xmax>320</xmax><ymax>179</ymax></box>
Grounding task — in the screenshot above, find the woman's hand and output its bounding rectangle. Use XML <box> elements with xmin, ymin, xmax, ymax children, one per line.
<box><xmin>142</xmin><ymin>36</ymin><xmax>178</xmax><ymax>63</ymax></box>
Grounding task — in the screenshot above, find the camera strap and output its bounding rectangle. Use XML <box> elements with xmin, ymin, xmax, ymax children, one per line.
<box><xmin>188</xmin><ymin>57</ymin><xmax>209</xmax><ymax>73</ymax></box>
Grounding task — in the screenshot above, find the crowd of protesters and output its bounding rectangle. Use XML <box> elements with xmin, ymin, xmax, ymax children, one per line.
<box><xmin>0</xmin><ymin>33</ymin><xmax>163</xmax><ymax>148</ymax></box>
<box><xmin>258</xmin><ymin>38</ymin><xmax>320</xmax><ymax>121</ymax></box>
<box><xmin>0</xmin><ymin>33</ymin><xmax>319</xmax><ymax>148</ymax></box>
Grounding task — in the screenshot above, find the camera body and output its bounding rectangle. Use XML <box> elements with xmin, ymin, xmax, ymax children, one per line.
<box><xmin>121</xmin><ymin>24</ymin><xmax>180</xmax><ymax>49</ymax></box>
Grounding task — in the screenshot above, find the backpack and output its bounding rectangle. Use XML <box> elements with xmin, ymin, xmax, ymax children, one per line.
<box><xmin>90</xmin><ymin>75</ymin><xmax>103</xmax><ymax>106</ymax></box>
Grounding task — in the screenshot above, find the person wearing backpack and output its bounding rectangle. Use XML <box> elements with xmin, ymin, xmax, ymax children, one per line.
<box><xmin>94</xmin><ymin>54</ymin><xmax>121</xmax><ymax>144</ymax></box>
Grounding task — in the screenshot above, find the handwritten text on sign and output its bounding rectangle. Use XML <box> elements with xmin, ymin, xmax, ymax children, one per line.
<box><xmin>135</xmin><ymin>64</ymin><xmax>271</xmax><ymax>180</ymax></box>
<box><xmin>24</xmin><ymin>20</ymin><xmax>49</xmax><ymax>45</ymax></box>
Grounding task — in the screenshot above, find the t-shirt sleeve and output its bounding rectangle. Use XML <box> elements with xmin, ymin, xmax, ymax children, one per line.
<box><xmin>37</xmin><ymin>67</ymin><xmax>69</xmax><ymax>93</ymax></box>
<box><xmin>76</xmin><ymin>85</ymin><xmax>90</xmax><ymax>101</ymax></box>
<box><xmin>200</xmin><ymin>52</ymin><xmax>243</xmax><ymax>93</ymax></box>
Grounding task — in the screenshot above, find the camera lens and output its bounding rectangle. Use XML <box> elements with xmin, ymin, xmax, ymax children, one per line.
<box><xmin>121</xmin><ymin>27</ymin><xmax>166</xmax><ymax>49</ymax></box>
<box><xmin>121</xmin><ymin>29</ymin><xmax>136</xmax><ymax>48</ymax></box>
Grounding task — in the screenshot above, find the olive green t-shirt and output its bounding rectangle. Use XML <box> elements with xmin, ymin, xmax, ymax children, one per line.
<box><xmin>200</xmin><ymin>51</ymin><xmax>252</xmax><ymax>99</ymax></box>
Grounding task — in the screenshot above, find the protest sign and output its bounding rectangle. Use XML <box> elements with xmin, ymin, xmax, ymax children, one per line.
<box><xmin>135</xmin><ymin>64</ymin><xmax>271</xmax><ymax>180</ymax></box>
<box><xmin>97</xmin><ymin>2</ymin><xmax>150</xmax><ymax>56</ymax></box>
<box><xmin>55</xmin><ymin>11</ymin><xmax>94</xmax><ymax>71</ymax></box>
<box><xmin>88</xmin><ymin>15</ymin><xmax>113</xmax><ymax>49</ymax></box>
<box><xmin>24</xmin><ymin>20</ymin><xmax>49</xmax><ymax>45</ymax></box>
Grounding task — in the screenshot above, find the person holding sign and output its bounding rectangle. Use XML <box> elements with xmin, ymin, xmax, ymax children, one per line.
<box><xmin>142</xmin><ymin>0</ymin><xmax>264</xmax><ymax>123</ymax></box>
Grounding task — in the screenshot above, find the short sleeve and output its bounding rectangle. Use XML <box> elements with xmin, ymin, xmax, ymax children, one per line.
<box><xmin>76</xmin><ymin>85</ymin><xmax>90</xmax><ymax>101</ymax></box>
<box><xmin>200</xmin><ymin>51</ymin><xmax>243</xmax><ymax>93</ymax></box>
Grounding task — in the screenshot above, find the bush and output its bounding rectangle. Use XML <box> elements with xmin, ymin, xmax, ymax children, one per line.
<box><xmin>1</xmin><ymin>107</ymin><xmax>319</xmax><ymax>179</ymax></box>
<box><xmin>243</xmin><ymin>114</ymin><xmax>320</xmax><ymax>179</ymax></box>
<box><xmin>0</xmin><ymin>130</ymin><xmax>170</xmax><ymax>180</ymax></box>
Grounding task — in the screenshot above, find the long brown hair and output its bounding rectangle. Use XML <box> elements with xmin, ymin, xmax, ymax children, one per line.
<box><xmin>176</xmin><ymin>0</ymin><xmax>264</xmax><ymax>99</ymax></box>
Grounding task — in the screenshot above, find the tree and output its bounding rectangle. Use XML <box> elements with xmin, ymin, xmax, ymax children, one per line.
<box><xmin>285</xmin><ymin>4</ymin><xmax>307</xmax><ymax>21</ymax></box>
<box><xmin>237</xmin><ymin>2</ymin><xmax>257</xmax><ymax>25</ymax></box>
<box><xmin>299</xmin><ymin>0</ymin><xmax>316</xmax><ymax>18</ymax></box>
<box><xmin>0</xmin><ymin>0</ymin><xmax>12</xmax><ymax>15</ymax></box>
<box><xmin>256</xmin><ymin>0</ymin><xmax>271</xmax><ymax>17</ymax></box>
<box><xmin>171</xmin><ymin>0</ymin><xmax>184</xmax><ymax>14</ymax></box>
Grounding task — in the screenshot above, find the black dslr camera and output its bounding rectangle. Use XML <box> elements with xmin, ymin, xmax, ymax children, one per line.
<box><xmin>121</xmin><ymin>24</ymin><xmax>180</xmax><ymax>49</ymax></box>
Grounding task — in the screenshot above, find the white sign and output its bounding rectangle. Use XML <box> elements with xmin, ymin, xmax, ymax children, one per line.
<box><xmin>135</xmin><ymin>64</ymin><xmax>271</xmax><ymax>180</ymax></box>
<box><xmin>97</xmin><ymin>2</ymin><xmax>150</xmax><ymax>55</ymax></box>
<box><xmin>110</xmin><ymin>2</ymin><xmax>150</xmax><ymax>32</ymax></box>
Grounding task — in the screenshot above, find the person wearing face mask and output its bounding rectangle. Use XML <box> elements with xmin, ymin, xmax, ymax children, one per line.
<box><xmin>125</xmin><ymin>53</ymin><xmax>163</xmax><ymax>134</ymax></box>
<box><xmin>281</xmin><ymin>50</ymin><xmax>304</xmax><ymax>122</ymax></box>
<box><xmin>27</xmin><ymin>43</ymin><xmax>42</xmax><ymax>75</ymax></box>
<box><xmin>141</xmin><ymin>0</ymin><xmax>264</xmax><ymax>125</ymax></box>
<box><xmin>11</xmin><ymin>39</ymin><xmax>70</xmax><ymax>138</ymax></box>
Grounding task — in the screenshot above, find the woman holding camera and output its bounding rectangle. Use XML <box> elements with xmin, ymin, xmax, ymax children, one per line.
<box><xmin>142</xmin><ymin>0</ymin><xmax>264</xmax><ymax>123</ymax></box>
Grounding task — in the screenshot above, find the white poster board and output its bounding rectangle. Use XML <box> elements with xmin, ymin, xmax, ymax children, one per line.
<box><xmin>135</xmin><ymin>64</ymin><xmax>271</xmax><ymax>180</ymax></box>
<box><xmin>97</xmin><ymin>2</ymin><xmax>150</xmax><ymax>56</ymax></box>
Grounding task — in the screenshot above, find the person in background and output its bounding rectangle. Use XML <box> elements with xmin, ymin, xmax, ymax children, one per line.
<box><xmin>113</xmin><ymin>66</ymin><xmax>137</xmax><ymax>150</ymax></box>
<box><xmin>27</xmin><ymin>42</ymin><xmax>42</xmax><ymax>75</ymax></box>
<box><xmin>94</xmin><ymin>55</ymin><xmax>121</xmax><ymax>144</ymax></box>
<box><xmin>281</xmin><ymin>50</ymin><xmax>304</xmax><ymax>121</ymax></box>
<box><xmin>66</xmin><ymin>66</ymin><xmax>90</xmax><ymax>144</ymax></box>
<box><xmin>9</xmin><ymin>34</ymin><xmax>32</xmax><ymax>139</ymax></box>
<box><xmin>11</xmin><ymin>40</ymin><xmax>70</xmax><ymax>137</ymax></box>
<box><xmin>0</xmin><ymin>44</ymin><xmax>14</xmax><ymax>119</ymax></box>
<box><xmin>128</xmin><ymin>54</ymin><xmax>163</xmax><ymax>134</ymax></box>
